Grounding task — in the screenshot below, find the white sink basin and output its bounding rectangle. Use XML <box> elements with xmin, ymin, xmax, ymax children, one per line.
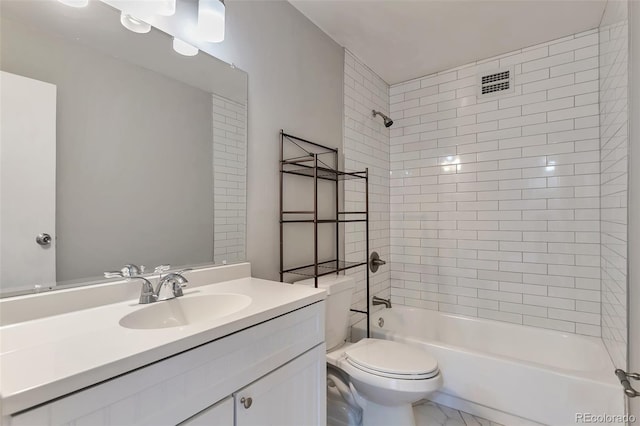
<box><xmin>119</xmin><ymin>294</ymin><xmax>252</xmax><ymax>330</ymax></box>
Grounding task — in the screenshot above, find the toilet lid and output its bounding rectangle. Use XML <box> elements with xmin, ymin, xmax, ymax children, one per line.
<box><xmin>344</xmin><ymin>339</ymin><xmax>439</xmax><ymax>378</ymax></box>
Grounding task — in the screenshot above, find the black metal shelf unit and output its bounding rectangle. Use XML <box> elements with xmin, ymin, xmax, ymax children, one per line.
<box><xmin>279</xmin><ymin>130</ymin><xmax>370</xmax><ymax>338</ymax></box>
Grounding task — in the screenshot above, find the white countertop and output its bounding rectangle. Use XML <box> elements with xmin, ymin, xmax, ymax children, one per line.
<box><xmin>0</xmin><ymin>276</ymin><xmax>325</xmax><ymax>416</ymax></box>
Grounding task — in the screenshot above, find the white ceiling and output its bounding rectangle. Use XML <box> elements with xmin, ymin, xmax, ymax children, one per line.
<box><xmin>289</xmin><ymin>0</ymin><xmax>607</xmax><ymax>85</ymax></box>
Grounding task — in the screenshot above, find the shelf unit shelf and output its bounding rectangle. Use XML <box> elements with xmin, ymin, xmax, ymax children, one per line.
<box><xmin>281</xmin><ymin>219</ymin><xmax>367</xmax><ymax>224</ymax></box>
<box><xmin>282</xmin><ymin>166</ymin><xmax>368</xmax><ymax>181</ymax></box>
<box><xmin>282</xmin><ymin>260</ymin><xmax>368</xmax><ymax>278</ymax></box>
<box><xmin>279</xmin><ymin>130</ymin><xmax>370</xmax><ymax>338</ymax></box>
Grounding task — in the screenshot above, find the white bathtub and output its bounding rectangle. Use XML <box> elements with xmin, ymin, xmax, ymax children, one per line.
<box><xmin>352</xmin><ymin>306</ymin><xmax>625</xmax><ymax>426</ymax></box>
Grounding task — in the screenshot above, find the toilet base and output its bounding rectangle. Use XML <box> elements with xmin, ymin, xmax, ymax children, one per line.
<box><xmin>361</xmin><ymin>400</ymin><xmax>415</xmax><ymax>426</ymax></box>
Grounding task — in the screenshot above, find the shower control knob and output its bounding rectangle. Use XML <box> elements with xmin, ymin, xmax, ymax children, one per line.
<box><xmin>240</xmin><ymin>397</ymin><xmax>253</xmax><ymax>409</ymax></box>
<box><xmin>369</xmin><ymin>251</ymin><xmax>386</xmax><ymax>273</ymax></box>
<box><xmin>36</xmin><ymin>233</ymin><xmax>52</xmax><ymax>246</ymax></box>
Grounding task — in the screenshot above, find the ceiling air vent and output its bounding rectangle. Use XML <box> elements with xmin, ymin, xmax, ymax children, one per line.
<box><xmin>477</xmin><ymin>67</ymin><xmax>514</xmax><ymax>98</ymax></box>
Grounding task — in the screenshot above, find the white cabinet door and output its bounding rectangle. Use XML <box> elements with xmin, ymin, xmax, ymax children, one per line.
<box><xmin>180</xmin><ymin>397</ymin><xmax>233</xmax><ymax>426</ymax></box>
<box><xmin>235</xmin><ymin>344</ymin><xmax>325</xmax><ymax>426</ymax></box>
<box><xmin>0</xmin><ymin>71</ymin><xmax>57</xmax><ymax>292</ymax></box>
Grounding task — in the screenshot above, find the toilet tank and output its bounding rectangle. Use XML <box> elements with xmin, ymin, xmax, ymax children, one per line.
<box><xmin>296</xmin><ymin>275</ymin><xmax>355</xmax><ymax>351</ymax></box>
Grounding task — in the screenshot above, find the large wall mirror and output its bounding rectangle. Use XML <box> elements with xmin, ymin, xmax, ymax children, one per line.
<box><xmin>0</xmin><ymin>0</ymin><xmax>248</xmax><ymax>296</ymax></box>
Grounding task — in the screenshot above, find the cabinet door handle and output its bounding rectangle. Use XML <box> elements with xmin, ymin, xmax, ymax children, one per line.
<box><xmin>240</xmin><ymin>397</ymin><xmax>252</xmax><ymax>409</ymax></box>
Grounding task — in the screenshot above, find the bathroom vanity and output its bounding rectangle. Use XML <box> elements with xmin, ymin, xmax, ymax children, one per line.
<box><xmin>0</xmin><ymin>4</ymin><xmax>328</xmax><ymax>424</ymax></box>
<box><xmin>0</xmin><ymin>263</ymin><xmax>326</xmax><ymax>426</ymax></box>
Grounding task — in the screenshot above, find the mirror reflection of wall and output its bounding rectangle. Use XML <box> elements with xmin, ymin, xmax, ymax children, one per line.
<box><xmin>0</xmin><ymin>0</ymin><xmax>248</xmax><ymax>296</ymax></box>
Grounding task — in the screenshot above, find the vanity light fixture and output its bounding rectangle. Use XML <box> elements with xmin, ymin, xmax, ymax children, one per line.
<box><xmin>156</xmin><ymin>0</ymin><xmax>176</xmax><ymax>16</ymax></box>
<box><xmin>196</xmin><ymin>0</ymin><xmax>225</xmax><ymax>42</ymax></box>
<box><xmin>120</xmin><ymin>0</ymin><xmax>176</xmax><ymax>18</ymax></box>
<box><xmin>173</xmin><ymin>37</ymin><xmax>199</xmax><ymax>56</ymax></box>
<box><xmin>120</xmin><ymin>12</ymin><xmax>151</xmax><ymax>34</ymax></box>
<box><xmin>57</xmin><ymin>0</ymin><xmax>89</xmax><ymax>7</ymax></box>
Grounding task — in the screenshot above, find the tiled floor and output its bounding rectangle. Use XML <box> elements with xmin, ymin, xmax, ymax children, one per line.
<box><xmin>413</xmin><ymin>401</ymin><xmax>504</xmax><ymax>426</ymax></box>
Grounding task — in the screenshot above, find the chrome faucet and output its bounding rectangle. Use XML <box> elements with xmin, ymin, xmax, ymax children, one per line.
<box><xmin>104</xmin><ymin>270</ymin><xmax>156</xmax><ymax>304</ymax></box>
<box><xmin>154</xmin><ymin>272</ymin><xmax>189</xmax><ymax>301</ymax></box>
<box><xmin>134</xmin><ymin>277</ymin><xmax>156</xmax><ymax>304</ymax></box>
<box><xmin>104</xmin><ymin>265</ymin><xmax>191</xmax><ymax>304</ymax></box>
<box><xmin>372</xmin><ymin>296</ymin><xmax>392</xmax><ymax>308</ymax></box>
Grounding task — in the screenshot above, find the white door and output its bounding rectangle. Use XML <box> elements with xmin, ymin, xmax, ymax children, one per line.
<box><xmin>631</xmin><ymin>300</ymin><xmax>639</xmax><ymax>421</ymax></box>
<box><xmin>630</xmin><ymin>0</ymin><xmax>640</xmax><ymax>420</ymax></box>
<box><xmin>235</xmin><ymin>345</ymin><xmax>326</xmax><ymax>426</ymax></box>
<box><xmin>0</xmin><ymin>71</ymin><xmax>57</xmax><ymax>292</ymax></box>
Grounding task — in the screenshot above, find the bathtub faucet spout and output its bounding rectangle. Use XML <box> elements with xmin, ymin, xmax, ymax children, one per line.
<box><xmin>372</xmin><ymin>296</ymin><xmax>392</xmax><ymax>308</ymax></box>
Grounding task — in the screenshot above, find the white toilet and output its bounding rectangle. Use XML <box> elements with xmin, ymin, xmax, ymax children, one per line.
<box><xmin>298</xmin><ymin>275</ymin><xmax>443</xmax><ymax>426</ymax></box>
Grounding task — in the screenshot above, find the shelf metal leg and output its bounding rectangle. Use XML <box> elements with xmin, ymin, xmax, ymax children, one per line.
<box><xmin>314</xmin><ymin>154</ymin><xmax>318</xmax><ymax>288</ymax></box>
<box><xmin>365</xmin><ymin>169</ymin><xmax>370</xmax><ymax>339</ymax></box>
<box><xmin>279</xmin><ymin>131</ymin><xmax>284</xmax><ymax>282</ymax></box>
<box><xmin>335</xmin><ymin>150</ymin><xmax>339</xmax><ymax>280</ymax></box>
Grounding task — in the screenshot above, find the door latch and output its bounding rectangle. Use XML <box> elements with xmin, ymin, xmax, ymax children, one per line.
<box><xmin>36</xmin><ymin>233</ymin><xmax>52</xmax><ymax>246</ymax></box>
<box><xmin>615</xmin><ymin>369</ymin><xmax>640</xmax><ymax>397</ymax></box>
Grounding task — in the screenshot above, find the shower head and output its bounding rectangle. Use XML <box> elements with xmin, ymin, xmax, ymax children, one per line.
<box><xmin>372</xmin><ymin>110</ymin><xmax>394</xmax><ymax>128</ymax></box>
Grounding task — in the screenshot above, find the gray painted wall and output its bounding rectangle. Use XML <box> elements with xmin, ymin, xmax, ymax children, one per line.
<box><xmin>1</xmin><ymin>18</ymin><xmax>215</xmax><ymax>282</ymax></box>
<box><xmin>202</xmin><ymin>1</ymin><xmax>345</xmax><ymax>280</ymax></box>
<box><xmin>3</xmin><ymin>0</ymin><xmax>346</xmax><ymax>284</ymax></box>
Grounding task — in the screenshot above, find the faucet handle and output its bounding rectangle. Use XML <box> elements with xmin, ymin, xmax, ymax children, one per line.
<box><xmin>121</xmin><ymin>264</ymin><xmax>144</xmax><ymax>277</ymax></box>
<box><xmin>103</xmin><ymin>271</ymin><xmax>154</xmax><ymax>303</ymax></box>
<box><xmin>154</xmin><ymin>272</ymin><xmax>188</xmax><ymax>301</ymax></box>
<box><xmin>128</xmin><ymin>276</ymin><xmax>155</xmax><ymax>304</ymax></box>
<box><xmin>173</xmin><ymin>281</ymin><xmax>187</xmax><ymax>297</ymax></box>
<box><xmin>170</xmin><ymin>272</ymin><xmax>189</xmax><ymax>297</ymax></box>
<box><xmin>154</xmin><ymin>264</ymin><xmax>171</xmax><ymax>274</ymax></box>
<box><xmin>104</xmin><ymin>271</ymin><xmax>124</xmax><ymax>279</ymax></box>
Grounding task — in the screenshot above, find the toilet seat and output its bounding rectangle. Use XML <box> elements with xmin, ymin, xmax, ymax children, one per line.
<box><xmin>346</xmin><ymin>359</ymin><xmax>439</xmax><ymax>380</ymax></box>
<box><xmin>344</xmin><ymin>339</ymin><xmax>439</xmax><ymax>380</ymax></box>
<box><xmin>334</xmin><ymin>339</ymin><xmax>443</xmax><ymax>407</ymax></box>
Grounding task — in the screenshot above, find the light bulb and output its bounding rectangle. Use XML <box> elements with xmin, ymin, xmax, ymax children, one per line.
<box><xmin>57</xmin><ymin>0</ymin><xmax>89</xmax><ymax>7</ymax></box>
<box><xmin>120</xmin><ymin>12</ymin><xmax>151</xmax><ymax>34</ymax></box>
<box><xmin>156</xmin><ymin>0</ymin><xmax>176</xmax><ymax>16</ymax></box>
<box><xmin>122</xmin><ymin>0</ymin><xmax>175</xmax><ymax>19</ymax></box>
<box><xmin>196</xmin><ymin>0</ymin><xmax>225</xmax><ymax>42</ymax></box>
<box><xmin>173</xmin><ymin>38</ymin><xmax>199</xmax><ymax>56</ymax></box>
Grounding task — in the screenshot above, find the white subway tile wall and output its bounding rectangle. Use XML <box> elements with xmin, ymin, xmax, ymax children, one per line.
<box><xmin>212</xmin><ymin>94</ymin><xmax>247</xmax><ymax>265</ymax></box>
<box><xmin>389</xmin><ymin>31</ymin><xmax>602</xmax><ymax>335</ymax></box>
<box><xmin>599</xmin><ymin>11</ymin><xmax>628</xmax><ymax>367</ymax></box>
<box><xmin>344</xmin><ymin>51</ymin><xmax>391</xmax><ymax>320</ymax></box>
